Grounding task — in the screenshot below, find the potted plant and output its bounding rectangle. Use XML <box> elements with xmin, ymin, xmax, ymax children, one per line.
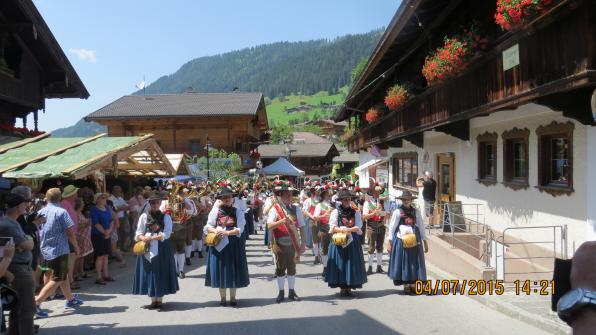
<box><xmin>365</xmin><ymin>107</ymin><xmax>383</xmax><ymax>124</ymax></box>
<box><xmin>384</xmin><ymin>84</ymin><xmax>409</xmax><ymax>111</ymax></box>
<box><xmin>421</xmin><ymin>24</ymin><xmax>488</xmax><ymax>86</ymax></box>
<box><xmin>495</xmin><ymin>0</ymin><xmax>556</xmax><ymax>31</ymax></box>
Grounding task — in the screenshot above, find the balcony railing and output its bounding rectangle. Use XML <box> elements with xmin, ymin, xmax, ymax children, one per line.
<box><xmin>349</xmin><ymin>1</ymin><xmax>594</xmax><ymax>151</ymax></box>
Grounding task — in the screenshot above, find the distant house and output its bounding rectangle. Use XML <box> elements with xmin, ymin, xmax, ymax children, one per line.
<box><xmin>0</xmin><ymin>0</ymin><xmax>88</xmax><ymax>134</ymax></box>
<box><xmin>307</xmin><ymin>119</ymin><xmax>347</xmax><ymax>138</ymax></box>
<box><xmin>257</xmin><ymin>140</ymin><xmax>339</xmax><ymax>177</ymax></box>
<box><xmin>85</xmin><ymin>92</ymin><xmax>269</xmax><ymax>167</ymax></box>
<box><xmin>292</xmin><ymin>132</ymin><xmax>330</xmax><ymax>144</ymax></box>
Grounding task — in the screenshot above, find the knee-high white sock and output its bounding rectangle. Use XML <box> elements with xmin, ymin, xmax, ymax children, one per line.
<box><xmin>277</xmin><ymin>276</ymin><xmax>285</xmax><ymax>290</ymax></box>
<box><xmin>312</xmin><ymin>244</ymin><xmax>320</xmax><ymax>257</ymax></box>
<box><xmin>176</xmin><ymin>253</ymin><xmax>185</xmax><ymax>272</ymax></box>
<box><xmin>376</xmin><ymin>252</ymin><xmax>383</xmax><ymax>267</ymax></box>
<box><xmin>191</xmin><ymin>240</ymin><xmax>197</xmax><ymax>251</ymax></box>
<box><xmin>288</xmin><ymin>276</ymin><xmax>296</xmax><ymax>290</ymax></box>
<box><xmin>185</xmin><ymin>245</ymin><xmax>192</xmax><ymax>258</ymax></box>
<box><xmin>198</xmin><ymin>240</ymin><xmax>204</xmax><ymax>252</ymax></box>
<box><xmin>322</xmin><ymin>255</ymin><xmax>328</xmax><ymax>267</ymax></box>
<box><xmin>368</xmin><ymin>254</ymin><xmax>374</xmax><ymax>268</ymax></box>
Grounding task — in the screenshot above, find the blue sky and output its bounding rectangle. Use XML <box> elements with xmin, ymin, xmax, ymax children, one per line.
<box><xmin>31</xmin><ymin>0</ymin><xmax>400</xmax><ymax>131</ymax></box>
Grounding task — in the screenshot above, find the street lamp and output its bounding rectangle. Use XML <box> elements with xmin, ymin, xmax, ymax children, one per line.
<box><xmin>205</xmin><ymin>134</ymin><xmax>212</xmax><ymax>180</ymax></box>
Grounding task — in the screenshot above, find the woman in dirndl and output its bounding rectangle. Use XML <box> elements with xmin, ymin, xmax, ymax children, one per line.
<box><xmin>133</xmin><ymin>191</ymin><xmax>179</xmax><ymax>310</ymax></box>
<box><xmin>324</xmin><ymin>189</ymin><xmax>367</xmax><ymax>297</ymax></box>
<box><xmin>387</xmin><ymin>191</ymin><xmax>428</xmax><ymax>293</ymax></box>
<box><xmin>204</xmin><ymin>187</ymin><xmax>250</xmax><ymax>306</ymax></box>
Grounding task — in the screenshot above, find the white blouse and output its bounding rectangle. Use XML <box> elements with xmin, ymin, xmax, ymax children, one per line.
<box><xmin>313</xmin><ymin>201</ymin><xmax>333</xmax><ymax>218</ymax></box>
<box><xmin>204</xmin><ymin>203</ymin><xmax>246</xmax><ymax>235</ymax></box>
<box><xmin>135</xmin><ymin>212</ymin><xmax>173</xmax><ymax>259</ymax></box>
<box><xmin>329</xmin><ymin>208</ymin><xmax>363</xmax><ymax>235</ymax></box>
<box><xmin>388</xmin><ymin>206</ymin><xmax>426</xmax><ymax>241</ymax></box>
<box><xmin>267</xmin><ymin>203</ymin><xmax>306</xmax><ymax>228</ymax></box>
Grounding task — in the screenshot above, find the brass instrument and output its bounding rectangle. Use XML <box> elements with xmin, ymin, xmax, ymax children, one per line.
<box><xmin>167</xmin><ymin>180</ymin><xmax>191</xmax><ymax>223</ymax></box>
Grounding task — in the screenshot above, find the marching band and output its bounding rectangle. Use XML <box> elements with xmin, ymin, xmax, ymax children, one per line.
<box><xmin>131</xmin><ymin>176</ymin><xmax>429</xmax><ymax>308</ymax></box>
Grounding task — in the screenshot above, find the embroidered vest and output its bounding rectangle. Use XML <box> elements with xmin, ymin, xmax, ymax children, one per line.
<box><xmin>217</xmin><ymin>206</ymin><xmax>237</xmax><ymax>229</ymax></box>
<box><xmin>338</xmin><ymin>206</ymin><xmax>356</xmax><ymax>228</ymax></box>
<box><xmin>399</xmin><ymin>206</ymin><xmax>416</xmax><ymax>227</ymax></box>
<box><xmin>272</xmin><ymin>203</ymin><xmax>298</xmax><ymax>238</ymax></box>
<box><xmin>146</xmin><ymin>210</ymin><xmax>165</xmax><ymax>234</ymax></box>
<box><xmin>367</xmin><ymin>198</ymin><xmax>382</xmax><ymax>222</ymax></box>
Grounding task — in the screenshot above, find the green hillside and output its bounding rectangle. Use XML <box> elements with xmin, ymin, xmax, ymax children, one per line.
<box><xmin>266</xmin><ymin>87</ymin><xmax>348</xmax><ymax>126</ymax></box>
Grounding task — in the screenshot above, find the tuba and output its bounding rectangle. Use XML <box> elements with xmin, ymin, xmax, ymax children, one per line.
<box><xmin>167</xmin><ymin>180</ymin><xmax>191</xmax><ymax>223</ymax></box>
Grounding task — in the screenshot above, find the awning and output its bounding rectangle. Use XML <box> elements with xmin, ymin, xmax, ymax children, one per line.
<box><xmin>165</xmin><ymin>154</ymin><xmax>192</xmax><ymax>176</ymax></box>
<box><xmin>0</xmin><ymin>133</ymin><xmax>175</xmax><ymax>179</ymax></box>
<box><xmin>355</xmin><ymin>158</ymin><xmax>387</xmax><ymax>172</ymax></box>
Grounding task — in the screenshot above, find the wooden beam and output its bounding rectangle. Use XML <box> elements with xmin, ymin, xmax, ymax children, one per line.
<box><xmin>0</xmin><ymin>132</ymin><xmax>50</xmax><ymax>154</ymax></box>
<box><xmin>434</xmin><ymin>120</ymin><xmax>470</xmax><ymax>141</ymax></box>
<box><xmin>405</xmin><ymin>132</ymin><xmax>424</xmax><ymax>148</ymax></box>
<box><xmin>0</xmin><ymin>133</ymin><xmax>106</xmax><ymax>174</ymax></box>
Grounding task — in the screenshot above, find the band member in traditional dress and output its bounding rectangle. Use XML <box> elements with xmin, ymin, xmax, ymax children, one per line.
<box><xmin>133</xmin><ymin>191</ymin><xmax>179</xmax><ymax>310</ymax></box>
<box><xmin>362</xmin><ymin>185</ymin><xmax>387</xmax><ymax>274</ymax></box>
<box><xmin>167</xmin><ymin>187</ymin><xmax>193</xmax><ymax>279</ymax></box>
<box><xmin>267</xmin><ymin>182</ymin><xmax>306</xmax><ymax>303</ymax></box>
<box><xmin>302</xmin><ymin>185</ymin><xmax>321</xmax><ymax>264</ymax></box>
<box><xmin>191</xmin><ymin>189</ymin><xmax>211</xmax><ymax>259</ymax></box>
<box><xmin>182</xmin><ymin>187</ymin><xmax>197</xmax><ymax>266</ymax></box>
<box><xmin>387</xmin><ymin>191</ymin><xmax>428</xmax><ymax>293</ymax></box>
<box><xmin>204</xmin><ymin>187</ymin><xmax>250</xmax><ymax>306</ymax></box>
<box><xmin>313</xmin><ymin>188</ymin><xmax>332</xmax><ymax>276</ymax></box>
<box><xmin>325</xmin><ymin>189</ymin><xmax>367</xmax><ymax>296</ymax></box>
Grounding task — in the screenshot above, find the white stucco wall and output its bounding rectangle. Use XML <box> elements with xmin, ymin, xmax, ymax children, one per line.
<box><xmin>383</xmin><ymin>103</ymin><xmax>591</xmax><ymax>257</ymax></box>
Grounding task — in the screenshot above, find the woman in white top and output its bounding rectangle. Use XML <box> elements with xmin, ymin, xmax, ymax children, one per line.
<box><xmin>387</xmin><ymin>191</ymin><xmax>428</xmax><ymax>293</ymax></box>
<box><xmin>132</xmin><ymin>191</ymin><xmax>179</xmax><ymax>310</ymax></box>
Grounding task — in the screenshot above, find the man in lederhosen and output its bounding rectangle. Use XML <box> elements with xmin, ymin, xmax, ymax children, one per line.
<box><xmin>267</xmin><ymin>181</ymin><xmax>306</xmax><ymax>303</ymax></box>
<box><xmin>302</xmin><ymin>184</ymin><xmax>321</xmax><ymax>264</ymax></box>
<box><xmin>362</xmin><ymin>184</ymin><xmax>387</xmax><ymax>275</ymax></box>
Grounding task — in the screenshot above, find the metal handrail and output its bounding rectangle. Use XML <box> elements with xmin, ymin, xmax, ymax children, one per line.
<box><xmin>500</xmin><ymin>225</ymin><xmax>568</xmax><ymax>283</ymax></box>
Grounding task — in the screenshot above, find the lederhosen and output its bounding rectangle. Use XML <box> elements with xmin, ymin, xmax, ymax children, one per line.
<box><xmin>317</xmin><ymin>202</ymin><xmax>332</xmax><ymax>256</ymax></box>
<box><xmin>272</xmin><ymin>203</ymin><xmax>299</xmax><ymax>277</ymax></box>
<box><xmin>366</xmin><ymin>198</ymin><xmax>385</xmax><ymax>254</ymax></box>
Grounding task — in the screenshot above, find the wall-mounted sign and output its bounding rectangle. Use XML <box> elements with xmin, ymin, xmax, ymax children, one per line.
<box><xmin>502</xmin><ymin>44</ymin><xmax>520</xmax><ymax>72</ymax></box>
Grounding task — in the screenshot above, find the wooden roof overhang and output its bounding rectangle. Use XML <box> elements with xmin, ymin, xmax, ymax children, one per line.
<box><xmin>0</xmin><ymin>0</ymin><xmax>89</xmax><ymax>100</ymax></box>
<box><xmin>337</xmin><ymin>0</ymin><xmax>596</xmax><ymax>152</ymax></box>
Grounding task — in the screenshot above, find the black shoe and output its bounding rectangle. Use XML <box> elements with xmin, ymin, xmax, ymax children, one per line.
<box><xmin>288</xmin><ymin>289</ymin><xmax>301</xmax><ymax>301</ymax></box>
<box><xmin>179</xmin><ymin>271</ymin><xmax>185</xmax><ymax>279</ymax></box>
<box><xmin>185</xmin><ymin>257</ymin><xmax>191</xmax><ymax>266</ymax></box>
<box><xmin>376</xmin><ymin>266</ymin><xmax>385</xmax><ymax>274</ymax></box>
<box><xmin>276</xmin><ymin>290</ymin><xmax>285</xmax><ymax>303</ymax></box>
<box><xmin>142</xmin><ymin>302</ymin><xmax>158</xmax><ymax>310</ymax></box>
<box><xmin>367</xmin><ymin>266</ymin><xmax>373</xmax><ymax>275</ymax></box>
<box><xmin>230</xmin><ymin>299</ymin><xmax>238</xmax><ymax>307</ymax></box>
<box><xmin>314</xmin><ymin>256</ymin><xmax>321</xmax><ymax>265</ymax></box>
<box><xmin>219</xmin><ymin>299</ymin><xmax>227</xmax><ymax>307</ymax></box>
<box><xmin>322</xmin><ymin>267</ymin><xmax>327</xmax><ymax>278</ymax></box>
<box><xmin>198</xmin><ymin>252</ymin><xmax>204</xmax><ymax>258</ymax></box>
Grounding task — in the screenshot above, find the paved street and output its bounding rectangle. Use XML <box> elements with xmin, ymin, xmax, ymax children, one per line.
<box><xmin>36</xmin><ymin>232</ymin><xmax>549</xmax><ymax>335</ymax></box>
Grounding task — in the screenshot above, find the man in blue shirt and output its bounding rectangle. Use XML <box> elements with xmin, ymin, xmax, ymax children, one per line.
<box><xmin>34</xmin><ymin>188</ymin><xmax>84</xmax><ymax>314</ymax></box>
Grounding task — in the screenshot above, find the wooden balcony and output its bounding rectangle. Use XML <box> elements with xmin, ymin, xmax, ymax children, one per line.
<box><xmin>349</xmin><ymin>1</ymin><xmax>595</xmax><ymax>151</ymax></box>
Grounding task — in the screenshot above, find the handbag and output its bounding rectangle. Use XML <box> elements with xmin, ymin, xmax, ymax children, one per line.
<box><xmin>0</xmin><ymin>283</ymin><xmax>18</xmax><ymax>311</ymax></box>
<box><xmin>332</xmin><ymin>232</ymin><xmax>348</xmax><ymax>246</ymax></box>
<box><xmin>402</xmin><ymin>233</ymin><xmax>418</xmax><ymax>248</ymax></box>
<box><xmin>204</xmin><ymin>231</ymin><xmax>222</xmax><ymax>247</ymax></box>
<box><xmin>133</xmin><ymin>240</ymin><xmax>149</xmax><ymax>255</ymax></box>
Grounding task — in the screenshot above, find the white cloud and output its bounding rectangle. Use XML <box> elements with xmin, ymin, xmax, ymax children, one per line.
<box><xmin>68</xmin><ymin>48</ymin><xmax>97</xmax><ymax>63</ymax></box>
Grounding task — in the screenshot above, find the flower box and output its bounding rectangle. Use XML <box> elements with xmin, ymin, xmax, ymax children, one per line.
<box><xmin>495</xmin><ymin>0</ymin><xmax>556</xmax><ymax>31</ymax></box>
<box><xmin>384</xmin><ymin>84</ymin><xmax>409</xmax><ymax>111</ymax></box>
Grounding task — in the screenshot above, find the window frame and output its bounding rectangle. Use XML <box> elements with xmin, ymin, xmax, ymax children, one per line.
<box><xmin>189</xmin><ymin>139</ymin><xmax>201</xmax><ymax>155</ymax></box>
<box><xmin>502</xmin><ymin>128</ymin><xmax>530</xmax><ymax>190</ymax></box>
<box><xmin>477</xmin><ymin>132</ymin><xmax>498</xmax><ymax>186</ymax></box>
<box><xmin>391</xmin><ymin>152</ymin><xmax>419</xmax><ymax>191</ymax></box>
<box><xmin>536</xmin><ymin>121</ymin><xmax>574</xmax><ymax>196</ymax></box>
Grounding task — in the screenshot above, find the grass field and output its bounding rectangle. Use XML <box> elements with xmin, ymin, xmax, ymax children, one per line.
<box><xmin>266</xmin><ymin>86</ymin><xmax>348</xmax><ymax>126</ymax></box>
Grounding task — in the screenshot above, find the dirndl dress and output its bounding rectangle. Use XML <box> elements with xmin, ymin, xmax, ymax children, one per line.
<box><xmin>324</xmin><ymin>233</ymin><xmax>367</xmax><ymax>289</ymax></box>
<box><xmin>205</xmin><ymin>235</ymin><xmax>250</xmax><ymax>288</ymax></box>
<box><xmin>388</xmin><ymin>226</ymin><xmax>427</xmax><ymax>285</ymax></box>
<box><xmin>133</xmin><ymin>240</ymin><xmax>179</xmax><ymax>297</ymax></box>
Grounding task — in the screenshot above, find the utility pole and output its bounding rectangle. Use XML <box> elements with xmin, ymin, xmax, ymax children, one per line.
<box><xmin>205</xmin><ymin>134</ymin><xmax>211</xmax><ymax>180</ymax></box>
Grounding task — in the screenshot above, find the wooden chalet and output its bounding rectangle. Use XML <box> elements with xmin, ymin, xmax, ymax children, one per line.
<box><xmin>306</xmin><ymin>119</ymin><xmax>347</xmax><ymax>139</ymax></box>
<box><xmin>0</xmin><ymin>0</ymin><xmax>88</xmax><ymax>131</ymax></box>
<box><xmin>85</xmin><ymin>92</ymin><xmax>269</xmax><ymax>168</ymax></box>
<box><xmin>257</xmin><ymin>140</ymin><xmax>339</xmax><ymax>177</ymax></box>
<box><xmin>336</xmin><ymin>0</ymin><xmax>596</xmax><ymax>281</ymax></box>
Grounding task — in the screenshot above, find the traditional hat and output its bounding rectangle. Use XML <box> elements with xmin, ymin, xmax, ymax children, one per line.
<box><xmin>273</xmin><ymin>180</ymin><xmax>298</xmax><ymax>195</ymax></box>
<box><xmin>336</xmin><ymin>189</ymin><xmax>353</xmax><ymax>200</ymax></box>
<box><xmin>215</xmin><ymin>187</ymin><xmax>236</xmax><ymax>199</ymax></box>
<box><xmin>62</xmin><ymin>185</ymin><xmax>79</xmax><ymax>198</ymax></box>
<box><xmin>397</xmin><ymin>190</ymin><xmax>417</xmax><ymax>200</ymax></box>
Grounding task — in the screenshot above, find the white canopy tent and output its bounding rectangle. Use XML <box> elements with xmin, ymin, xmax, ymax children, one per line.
<box><xmin>258</xmin><ymin>157</ymin><xmax>305</xmax><ymax>177</ymax></box>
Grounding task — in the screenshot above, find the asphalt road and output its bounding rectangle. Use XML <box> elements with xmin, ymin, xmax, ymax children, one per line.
<box><xmin>36</xmin><ymin>231</ymin><xmax>549</xmax><ymax>335</ymax></box>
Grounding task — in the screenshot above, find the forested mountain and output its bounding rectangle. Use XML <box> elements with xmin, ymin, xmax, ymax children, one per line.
<box><xmin>52</xmin><ymin>118</ymin><xmax>106</xmax><ymax>137</ymax></box>
<box><xmin>142</xmin><ymin>29</ymin><xmax>382</xmax><ymax>98</ymax></box>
